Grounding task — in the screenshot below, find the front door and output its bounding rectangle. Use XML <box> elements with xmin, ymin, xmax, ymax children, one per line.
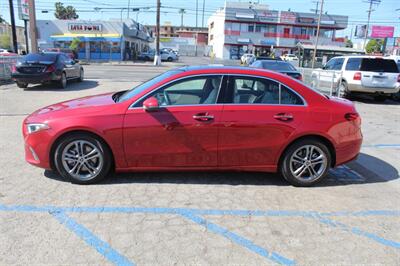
<box><xmin>123</xmin><ymin>75</ymin><xmax>224</xmax><ymax>168</ymax></box>
<box><xmin>218</xmin><ymin>75</ymin><xmax>307</xmax><ymax>168</ymax></box>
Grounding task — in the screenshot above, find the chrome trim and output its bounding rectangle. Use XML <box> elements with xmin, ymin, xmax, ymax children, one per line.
<box><xmin>128</xmin><ymin>73</ymin><xmax>308</xmax><ymax>109</ymax></box>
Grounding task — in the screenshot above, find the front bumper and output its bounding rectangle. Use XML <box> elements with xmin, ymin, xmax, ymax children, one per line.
<box><xmin>12</xmin><ymin>72</ymin><xmax>60</xmax><ymax>84</ymax></box>
<box><xmin>22</xmin><ymin>124</ymin><xmax>53</xmax><ymax>169</ymax></box>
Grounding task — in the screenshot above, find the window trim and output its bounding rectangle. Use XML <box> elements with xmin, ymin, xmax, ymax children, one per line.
<box><xmin>129</xmin><ymin>74</ymin><xmax>225</xmax><ymax>109</ymax></box>
<box><xmin>128</xmin><ymin>73</ymin><xmax>307</xmax><ymax>109</ymax></box>
<box><xmin>225</xmin><ymin>74</ymin><xmax>307</xmax><ymax>106</ymax></box>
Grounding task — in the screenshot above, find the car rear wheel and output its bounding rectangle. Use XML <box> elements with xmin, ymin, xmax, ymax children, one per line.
<box><xmin>54</xmin><ymin>134</ymin><xmax>111</xmax><ymax>184</ymax></box>
<box><xmin>59</xmin><ymin>72</ymin><xmax>67</xmax><ymax>89</ymax></box>
<box><xmin>78</xmin><ymin>68</ymin><xmax>84</xmax><ymax>82</ymax></box>
<box><xmin>167</xmin><ymin>57</ymin><xmax>173</xmax><ymax>62</ymax></box>
<box><xmin>280</xmin><ymin>139</ymin><xmax>331</xmax><ymax>187</ymax></box>
<box><xmin>337</xmin><ymin>81</ymin><xmax>350</xmax><ymax>98</ymax></box>
<box><xmin>16</xmin><ymin>82</ymin><xmax>28</xmax><ymax>88</ymax></box>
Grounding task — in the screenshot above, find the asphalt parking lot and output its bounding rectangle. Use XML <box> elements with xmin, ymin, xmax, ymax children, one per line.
<box><xmin>0</xmin><ymin>58</ymin><xmax>399</xmax><ymax>265</ymax></box>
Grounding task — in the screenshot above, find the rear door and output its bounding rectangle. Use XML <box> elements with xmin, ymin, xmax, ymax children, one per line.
<box><xmin>360</xmin><ymin>58</ymin><xmax>399</xmax><ymax>88</ymax></box>
<box><xmin>218</xmin><ymin>75</ymin><xmax>307</xmax><ymax>168</ymax></box>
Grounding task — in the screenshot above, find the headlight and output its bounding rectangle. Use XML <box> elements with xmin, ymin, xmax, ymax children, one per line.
<box><xmin>27</xmin><ymin>123</ymin><xmax>49</xmax><ymax>134</ymax></box>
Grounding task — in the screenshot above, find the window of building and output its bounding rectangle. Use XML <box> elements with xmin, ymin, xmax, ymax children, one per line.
<box><xmin>248</xmin><ymin>24</ymin><xmax>254</xmax><ymax>32</ymax></box>
<box><xmin>255</xmin><ymin>24</ymin><xmax>267</xmax><ymax>33</ymax></box>
<box><xmin>210</xmin><ymin>34</ymin><xmax>214</xmax><ymax>41</ymax></box>
<box><xmin>240</xmin><ymin>23</ymin><xmax>248</xmax><ymax>32</ymax></box>
<box><xmin>232</xmin><ymin>23</ymin><xmax>240</xmax><ymax>31</ymax></box>
<box><xmin>210</xmin><ymin>22</ymin><xmax>214</xmax><ymax>29</ymax></box>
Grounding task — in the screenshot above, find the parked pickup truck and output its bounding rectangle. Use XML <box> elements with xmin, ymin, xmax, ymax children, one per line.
<box><xmin>311</xmin><ymin>56</ymin><xmax>400</xmax><ymax>101</ymax></box>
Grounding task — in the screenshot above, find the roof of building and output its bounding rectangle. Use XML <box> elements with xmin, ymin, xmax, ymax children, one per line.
<box><xmin>297</xmin><ymin>43</ymin><xmax>365</xmax><ymax>53</ymax></box>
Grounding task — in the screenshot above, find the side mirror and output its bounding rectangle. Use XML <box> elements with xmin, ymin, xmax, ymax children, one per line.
<box><xmin>143</xmin><ymin>96</ymin><xmax>159</xmax><ymax>111</ymax></box>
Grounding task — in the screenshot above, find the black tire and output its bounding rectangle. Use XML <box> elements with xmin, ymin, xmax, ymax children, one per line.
<box><xmin>16</xmin><ymin>82</ymin><xmax>28</xmax><ymax>88</ymax></box>
<box><xmin>167</xmin><ymin>57</ymin><xmax>173</xmax><ymax>62</ymax></box>
<box><xmin>59</xmin><ymin>72</ymin><xmax>67</xmax><ymax>89</ymax></box>
<box><xmin>78</xmin><ymin>68</ymin><xmax>84</xmax><ymax>82</ymax></box>
<box><xmin>54</xmin><ymin>133</ymin><xmax>112</xmax><ymax>184</ymax></box>
<box><xmin>374</xmin><ymin>95</ymin><xmax>386</xmax><ymax>102</ymax></box>
<box><xmin>144</xmin><ymin>56</ymin><xmax>150</xmax><ymax>61</ymax></box>
<box><xmin>337</xmin><ymin>80</ymin><xmax>350</xmax><ymax>99</ymax></box>
<box><xmin>280</xmin><ymin>139</ymin><xmax>331</xmax><ymax>187</ymax></box>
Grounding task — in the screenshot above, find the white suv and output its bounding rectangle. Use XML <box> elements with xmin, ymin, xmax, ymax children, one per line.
<box><xmin>312</xmin><ymin>56</ymin><xmax>400</xmax><ymax>101</ymax></box>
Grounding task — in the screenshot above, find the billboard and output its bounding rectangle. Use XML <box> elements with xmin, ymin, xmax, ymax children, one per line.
<box><xmin>355</xmin><ymin>25</ymin><xmax>367</xmax><ymax>38</ymax></box>
<box><xmin>17</xmin><ymin>0</ymin><xmax>29</xmax><ymax>20</ymax></box>
<box><xmin>280</xmin><ymin>11</ymin><xmax>297</xmax><ymax>23</ymax></box>
<box><xmin>370</xmin><ymin>26</ymin><xmax>394</xmax><ymax>38</ymax></box>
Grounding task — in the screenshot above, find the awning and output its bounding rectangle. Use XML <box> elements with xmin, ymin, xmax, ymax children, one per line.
<box><xmin>50</xmin><ymin>33</ymin><xmax>122</xmax><ymax>42</ymax></box>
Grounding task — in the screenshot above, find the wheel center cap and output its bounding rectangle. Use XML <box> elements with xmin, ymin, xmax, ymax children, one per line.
<box><xmin>79</xmin><ymin>158</ymin><xmax>84</xmax><ymax>162</ymax></box>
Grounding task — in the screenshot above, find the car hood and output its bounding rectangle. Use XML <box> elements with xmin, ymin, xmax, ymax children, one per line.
<box><xmin>26</xmin><ymin>92</ymin><xmax>116</xmax><ymax>122</ymax></box>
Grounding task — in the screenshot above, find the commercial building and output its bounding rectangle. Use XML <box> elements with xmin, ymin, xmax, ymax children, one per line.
<box><xmin>0</xmin><ymin>22</ymin><xmax>27</xmax><ymax>52</ymax></box>
<box><xmin>208</xmin><ymin>2</ymin><xmax>348</xmax><ymax>60</ymax></box>
<box><xmin>36</xmin><ymin>19</ymin><xmax>154</xmax><ymax>61</ymax></box>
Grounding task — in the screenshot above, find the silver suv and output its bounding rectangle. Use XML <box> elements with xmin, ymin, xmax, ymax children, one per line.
<box><xmin>312</xmin><ymin>56</ymin><xmax>400</xmax><ymax>101</ymax></box>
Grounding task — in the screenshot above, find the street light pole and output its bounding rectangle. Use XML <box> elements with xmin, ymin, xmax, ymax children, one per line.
<box><xmin>311</xmin><ymin>0</ymin><xmax>324</xmax><ymax>69</ymax></box>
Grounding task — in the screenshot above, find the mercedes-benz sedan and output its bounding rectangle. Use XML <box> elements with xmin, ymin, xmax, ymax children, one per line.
<box><xmin>23</xmin><ymin>66</ymin><xmax>362</xmax><ymax>186</ymax></box>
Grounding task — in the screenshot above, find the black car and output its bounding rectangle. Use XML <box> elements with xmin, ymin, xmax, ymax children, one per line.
<box><xmin>11</xmin><ymin>52</ymin><xmax>83</xmax><ymax>89</ymax></box>
<box><xmin>250</xmin><ymin>60</ymin><xmax>302</xmax><ymax>81</ymax></box>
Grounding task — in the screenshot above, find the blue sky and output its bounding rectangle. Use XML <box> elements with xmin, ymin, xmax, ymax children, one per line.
<box><xmin>1</xmin><ymin>0</ymin><xmax>399</xmax><ymax>43</ymax></box>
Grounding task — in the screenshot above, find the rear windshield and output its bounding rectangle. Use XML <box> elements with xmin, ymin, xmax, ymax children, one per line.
<box><xmin>262</xmin><ymin>61</ymin><xmax>297</xmax><ymax>71</ymax></box>
<box><xmin>23</xmin><ymin>53</ymin><xmax>57</xmax><ymax>63</ymax></box>
<box><xmin>360</xmin><ymin>58</ymin><xmax>399</xmax><ymax>73</ymax></box>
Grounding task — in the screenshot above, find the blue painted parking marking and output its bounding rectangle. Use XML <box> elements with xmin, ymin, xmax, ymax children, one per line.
<box><xmin>180</xmin><ymin>211</ymin><xmax>295</xmax><ymax>265</ymax></box>
<box><xmin>50</xmin><ymin>210</ymin><xmax>135</xmax><ymax>266</ymax></box>
<box><xmin>362</xmin><ymin>144</ymin><xmax>400</xmax><ymax>149</ymax></box>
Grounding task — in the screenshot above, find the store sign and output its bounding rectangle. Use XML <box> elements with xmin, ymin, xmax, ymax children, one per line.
<box><xmin>235</xmin><ymin>13</ymin><xmax>254</xmax><ymax>19</ymax></box>
<box><xmin>370</xmin><ymin>26</ymin><xmax>394</xmax><ymax>38</ymax></box>
<box><xmin>68</xmin><ymin>23</ymin><xmax>102</xmax><ymax>32</ymax></box>
<box><xmin>298</xmin><ymin>17</ymin><xmax>315</xmax><ymax>24</ymax></box>
<box><xmin>17</xmin><ymin>0</ymin><xmax>29</xmax><ymax>20</ymax></box>
<box><xmin>260</xmin><ymin>39</ymin><xmax>276</xmax><ymax>46</ymax></box>
<box><xmin>237</xmin><ymin>38</ymin><xmax>251</xmax><ymax>44</ymax></box>
<box><xmin>280</xmin><ymin>11</ymin><xmax>296</xmax><ymax>23</ymax></box>
<box><xmin>258</xmin><ymin>10</ymin><xmax>278</xmax><ymax>22</ymax></box>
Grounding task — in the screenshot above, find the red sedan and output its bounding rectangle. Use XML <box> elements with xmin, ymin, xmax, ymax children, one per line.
<box><xmin>23</xmin><ymin>66</ymin><xmax>362</xmax><ymax>186</ymax></box>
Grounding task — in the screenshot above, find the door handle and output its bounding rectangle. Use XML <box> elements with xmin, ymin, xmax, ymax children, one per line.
<box><xmin>274</xmin><ymin>113</ymin><xmax>293</xmax><ymax>121</ymax></box>
<box><xmin>193</xmin><ymin>113</ymin><xmax>214</xmax><ymax>121</ymax></box>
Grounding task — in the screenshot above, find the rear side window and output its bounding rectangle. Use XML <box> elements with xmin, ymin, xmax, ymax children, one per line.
<box><xmin>360</xmin><ymin>58</ymin><xmax>399</xmax><ymax>73</ymax></box>
<box><xmin>228</xmin><ymin>76</ymin><xmax>304</xmax><ymax>105</ymax></box>
<box><xmin>345</xmin><ymin>58</ymin><xmax>362</xmax><ymax>71</ymax></box>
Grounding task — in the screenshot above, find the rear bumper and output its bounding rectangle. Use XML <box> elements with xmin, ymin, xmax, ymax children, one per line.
<box><xmin>12</xmin><ymin>72</ymin><xmax>60</xmax><ymax>84</ymax></box>
<box><xmin>347</xmin><ymin>83</ymin><xmax>400</xmax><ymax>95</ymax></box>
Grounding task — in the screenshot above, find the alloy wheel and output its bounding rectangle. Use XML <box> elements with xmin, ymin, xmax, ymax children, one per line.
<box><xmin>61</xmin><ymin>140</ymin><xmax>103</xmax><ymax>181</ymax></box>
<box><xmin>289</xmin><ymin>145</ymin><xmax>328</xmax><ymax>182</ymax></box>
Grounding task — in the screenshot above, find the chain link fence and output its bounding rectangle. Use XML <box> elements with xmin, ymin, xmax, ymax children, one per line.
<box><xmin>0</xmin><ymin>56</ymin><xmax>21</xmax><ymax>83</ymax></box>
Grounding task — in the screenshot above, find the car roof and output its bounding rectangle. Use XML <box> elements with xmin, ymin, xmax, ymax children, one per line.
<box><xmin>177</xmin><ymin>65</ymin><xmax>295</xmax><ymax>76</ymax></box>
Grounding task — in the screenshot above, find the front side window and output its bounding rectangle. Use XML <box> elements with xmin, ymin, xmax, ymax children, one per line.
<box><xmin>332</xmin><ymin>58</ymin><xmax>345</xmax><ymax>70</ymax></box>
<box><xmin>136</xmin><ymin>76</ymin><xmax>223</xmax><ymax>107</ymax></box>
<box><xmin>229</xmin><ymin>76</ymin><xmax>303</xmax><ymax>105</ymax></box>
<box><xmin>324</xmin><ymin>58</ymin><xmax>336</xmax><ymax>70</ymax></box>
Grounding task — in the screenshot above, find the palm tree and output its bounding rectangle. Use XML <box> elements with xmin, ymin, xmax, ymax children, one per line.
<box><xmin>178</xmin><ymin>8</ymin><xmax>186</xmax><ymax>27</ymax></box>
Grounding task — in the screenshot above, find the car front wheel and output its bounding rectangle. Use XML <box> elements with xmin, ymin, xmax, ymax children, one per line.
<box><xmin>16</xmin><ymin>82</ymin><xmax>28</xmax><ymax>88</ymax></box>
<box><xmin>59</xmin><ymin>72</ymin><xmax>67</xmax><ymax>89</ymax></box>
<box><xmin>78</xmin><ymin>68</ymin><xmax>84</xmax><ymax>82</ymax></box>
<box><xmin>54</xmin><ymin>134</ymin><xmax>111</xmax><ymax>184</ymax></box>
<box><xmin>280</xmin><ymin>139</ymin><xmax>331</xmax><ymax>187</ymax></box>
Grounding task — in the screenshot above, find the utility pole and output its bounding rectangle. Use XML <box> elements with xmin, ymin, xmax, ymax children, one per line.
<box><xmin>127</xmin><ymin>0</ymin><xmax>131</xmax><ymax>19</ymax></box>
<box><xmin>154</xmin><ymin>0</ymin><xmax>161</xmax><ymax>65</ymax></box>
<box><xmin>202</xmin><ymin>0</ymin><xmax>205</xmax><ymax>27</ymax></box>
<box><xmin>311</xmin><ymin>0</ymin><xmax>324</xmax><ymax>69</ymax></box>
<box><xmin>363</xmin><ymin>0</ymin><xmax>381</xmax><ymax>50</ymax></box>
<box><xmin>28</xmin><ymin>0</ymin><xmax>38</xmax><ymax>52</ymax></box>
<box><xmin>179</xmin><ymin>9</ymin><xmax>185</xmax><ymax>27</ymax></box>
<box><xmin>196</xmin><ymin>0</ymin><xmax>198</xmax><ymax>28</ymax></box>
<box><xmin>24</xmin><ymin>19</ymin><xmax>29</xmax><ymax>53</ymax></box>
<box><xmin>8</xmin><ymin>0</ymin><xmax>18</xmax><ymax>53</ymax></box>
<box><xmin>310</xmin><ymin>0</ymin><xmax>319</xmax><ymax>14</ymax></box>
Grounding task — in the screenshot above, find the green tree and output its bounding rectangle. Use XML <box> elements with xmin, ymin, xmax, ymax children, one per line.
<box><xmin>0</xmin><ymin>34</ymin><xmax>11</xmax><ymax>49</ymax></box>
<box><xmin>365</xmin><ymin>39</ymin><xmax>383</xmax><ymax>54</ymax></box>
<box><xmin>69</xmin><ymin>37</ymin><xmax>81</xmax><ymax>51</ymax></box>
<box><xmin>345</xmin><ymin>39</ymin><xmax>353</xmax><ymax>48</ymax></box>
<box><xmin>54</xmin><ymin>2</ymin><xmax>79</xmax><ymax>20</ymax></box>
<box><xmin>0</xmin><ymin>15</ymin><xmax>6</xmax><ymax>23</ymax></box>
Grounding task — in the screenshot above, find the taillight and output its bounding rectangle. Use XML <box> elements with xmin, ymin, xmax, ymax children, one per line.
<box><xmin>397</xmin><ymin>74</ymin><xmax>400</xmax><ymax>82</ymax></box>
<box><xmin>345</xmin><ymin>112</ymin><xmax>359</xmax><ymax>121</ymax></box>
<box><xmin>353</xmin><ymin>72</ymin><xmax>361</xmax><ymax>80</ymax></box>
<box><xmin>11</xmin><ymin>65</ymin><xmax>17</xmax><ymax>73</ymax></box>
<box><xmin>45</xmin><ymin>64</ymin><xmax>56</xmax><ymax>73</ymax></box>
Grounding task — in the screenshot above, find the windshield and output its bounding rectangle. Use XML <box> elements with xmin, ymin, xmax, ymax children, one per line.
<box><xmin>360</xmin><ymin>58</ymin><xmax>399</xmax><ymax>73</ymax></box>
<box><xmin>22</xmin><ymin>53</ymin><xmax>57</xmax><ymax>64</ymax></box>
<box><xmin>117</xmin><ymin>69</ymin><xmax>183</xmax><ymax>102</ymax></box>
<box><xmin>262</xmin><ymin>61</ymin><xmax>297</xmax><ymax>71</ymax></box>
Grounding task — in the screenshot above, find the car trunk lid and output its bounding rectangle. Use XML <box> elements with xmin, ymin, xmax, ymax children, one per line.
<box><xmin>359</xmin><ymin>58</ymin><xmax>399</xmax><ymax>88</ymax></box>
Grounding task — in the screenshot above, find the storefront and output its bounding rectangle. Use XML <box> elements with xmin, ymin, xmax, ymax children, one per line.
<box><xmin>37</xmin><ymin>20</ymin><xmax>153</xmax><ymax>61</ymax></box>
